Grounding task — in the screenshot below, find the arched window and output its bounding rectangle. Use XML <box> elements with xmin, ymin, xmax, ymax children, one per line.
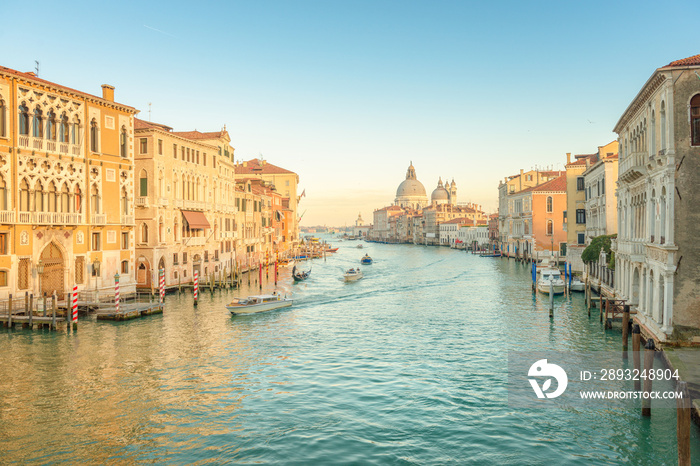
<box><xmin>71</xmin><ymin>117</ymin><xmax>80</xmax><ymax>145</ymax></box>
<box><xmin>20</xmin><ymin>179</ymin><xmax>30</xmax><ymax>211</ymax></box>
<box><xmin>18</xmin><ymin>103</ymin><xmax>29</xmax><ymax>136</ymax></box>
<box><xmin>0</xmin><ymin>99</ymin><xmax>5</xmax><ymax>138</ymax></box>
<box><xmin>90</xmin><ymin>119</ymin><xmax>98</xmax><ymax>152</ymax></box>
<box><xmin>59</xmin><ymin>114</ymin><xmax>69</xmax><ymax>143</ymax></box>
<box><xmin>74</xmin><ymin>185</ymin><xmax>82</xmax><ymax>213</ymax></box>
<box><xmin>139</xmin><ymin>169</ymin><xmax>148</xmax><ymax>196</ymax></box>
<box><xmin>141</xmin><ymin>223</ymin><xmax>149</xmax><ymax>244</ymax></box>
<box><xmin>120</xmin><ymin>126</ymin><xmax>128</xmax><ymax>157</ymax></box>
<box><xmin>121</xmin><ymin>187</ymin><xmax>128</xmax><ymax>215</ymax></box>
<box><xmin>33</xmin><ymin>108</ymin><xmax>43</xmax><ymax>138</ymax></box>
<box><xmin>691</xmin><ymin>94</ymin><xmax>700</xmax><ymax>146</ymax></box>
<box><xmin>660</xmin><ymin>101</ymin><xmax>666</xmax><ymax>151</ymax></box>
<box><xmin>546</xmin><ymin>196</ymin><xmax>553</xmax><ymax>213</ymax></box>
<box><xmin>46</xmin><ymin>110</ymin><xmax>57</xmax><ymax>141</ymax></box>
<box><xmin>174</xmin><ymin>217</ymin><xmax>179</xmax><ymax>241</ymax></box>
<box><xmin>34</xmin><ymin>182</ymin><xmax>44</xmax><ymax>212</ymax></box>
<box><xmin>650</xmin><ymin>110</ymin><xmax>656</xmax><ymax>156</ymax></box>
<box><xmin>47</xmin><ymin>181</ymin><xmax>57</xmax><ymax>212</ymax></box>
<box><xmin>91</xmin><ymin>185</ymin><xmax>100</xmax><ymax>214</ymax></box>
<box><xmin>660</xmin><ymin>187</ymin><xmax>667</xmax><ymax>243</ymax></box>
<box><xmin>159</xmin><ymin>218</ymin><xmax>164</xmax><ymax>243</ymax></box>
<box><xmin>0</xmin><ymin>176</ymin><xmax>6</xmax><ymax>210</ymax></box>
<box><xmin>60</xmin><ymin>183</ymin><xmax>70</xmax><ymax>212</ymax></box>
<box><xmin>546</xmin><ymin>219</ymin><xmax>553</xmax><ymax>236</ymax></box>
<box><xmin>650</xmin><ymin>189</ymin><xmax>656</xmax><ymax>241</ymax></box>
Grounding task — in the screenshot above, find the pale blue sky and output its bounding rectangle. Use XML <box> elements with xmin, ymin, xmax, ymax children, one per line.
<box><xmin>2</xmin><ymin>1</ymin><xmax>698</xmax><ymax>225</ymax></box>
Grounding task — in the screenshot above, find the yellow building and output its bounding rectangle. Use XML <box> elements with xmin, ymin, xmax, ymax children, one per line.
<box><xmin>0</xmin><ymin>66</ymin><xmax>137</xmax><ymax>300</ymax></box>
<box><xmin>134</xmin><ymin>119</ymin><xmax>241</xmax><ymax>288</ymax></box>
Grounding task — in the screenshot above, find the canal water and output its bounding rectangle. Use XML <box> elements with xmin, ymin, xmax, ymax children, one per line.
<box><xmin>1</xmin><ymin>239</ymin><xmax>699</xmax><ymax>464</ymax></box>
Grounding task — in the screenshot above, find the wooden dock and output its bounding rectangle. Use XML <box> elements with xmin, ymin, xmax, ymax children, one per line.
<box><xmin>96</xmin><ymin>302</ymin><xmax>163</xmax><ymax>321</ymax></box>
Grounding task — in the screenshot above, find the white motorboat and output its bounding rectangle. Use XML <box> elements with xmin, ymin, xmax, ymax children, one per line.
<box><xmin>344</xmin><ymin>268</ymin><xmax>363</xmax><ymax>282</ymax></box>
<box><xmin>569</xmin><ymin>277</ymin><xmax>585</xmax><ymax>292</ymax></box>
<box><xmin>227</xmin><ymin>294</ymin><xmax>293</xmax><ymax>315</ymax></box>
<box><xmin>537</xmin><ymin>265</ymin><xmax>565</xmax><ymax>295</ymax></box>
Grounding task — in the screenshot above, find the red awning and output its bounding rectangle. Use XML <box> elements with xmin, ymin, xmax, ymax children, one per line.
<box><xmin>182</xmin><ymin>210</ymin><xmax>210</xmax><ymax>229</ymax></box>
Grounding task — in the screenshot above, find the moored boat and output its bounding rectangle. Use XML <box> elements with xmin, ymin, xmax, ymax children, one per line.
<box><xmin>537</xmin><ymin>264</ymin><xmax>566</xmax><ymax>295</ymax></box>
<box><xmin>227</xmin><ymin>294</ymin><xmax>293</xmax><ymax>315</ymax></box>
<box><xmin>344</xmin><ymin>268</ymin><xmax>363</xmax><ymax>282</ymax></box>
<box><xmin>569</xmin><ymin>276</ymin><xmax>585</xmax><ymax>292</ymax></box>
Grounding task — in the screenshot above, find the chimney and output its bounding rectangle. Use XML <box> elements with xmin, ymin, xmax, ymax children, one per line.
<box><xmin>101</xmin><ymin>84</ymin><xmax>115</xmax><ymax>101</ymax></box>
<box><xmin>566</xmin><ymin>152</ymin><xmax>571</xmax><ymax>164</ymax></box>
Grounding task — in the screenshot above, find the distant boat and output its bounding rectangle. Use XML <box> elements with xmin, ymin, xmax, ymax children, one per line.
<box><xmin>356</xmin><ymin>244</ymin><xmax>363</xmax><ymax>249</ymax></box>
<box><xmin>479</xmin><ymin>252</ymin><xmax>502</xmax><ymax>257</ymax></box>
<box><xmin>344</xmin><ymin>268</ymin><xmax>363</xmax><ymax>282</ymax></box>
<box><xmin>292</xmin><ymin>265</ymin><xmax>311</xmax><ymax>282</ymax></box>
<box><xmin>227</xmin><ymin>294</ymin><xmax>293</xmax><ymax>315</ymax></box>
<box><xmin>360</xmin><ymin>254</ymin><xmax>373</xmax><ymax>264</ymax></box>
<box><xmin>324</xmin><ymin>247</ymin><xmax>339</xmax><ymax>253</ymax></box>
<box><xmin>570</xmin><ymin>276</ymin><xmax>585</xmax><ymax>292</ymax></box>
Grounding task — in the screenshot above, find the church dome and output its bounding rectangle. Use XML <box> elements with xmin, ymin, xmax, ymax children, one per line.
<box><xmin>431</xmin><ymin>178</ymin><xmax>450</xmax><ymax>203</ymax></box>
<box><xmin>396</xmin><ymin>179</ymin><xmax>427</xmax><ymax>197</ymax></box>
<box><xmin>394</xmin><ymin>162</ymin><xmax>429</xmax><ymax>209</ymax></box>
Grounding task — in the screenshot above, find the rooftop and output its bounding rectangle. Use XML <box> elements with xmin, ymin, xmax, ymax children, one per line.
<box><xmin>661</xmin><ymin>54</ymin><xmax>700</xmax><ymax>68</ymax></box>
<box><xmin>236</xmin><ymin>159</ymin><xmax>296</xmax><ymax>175</ymax></box>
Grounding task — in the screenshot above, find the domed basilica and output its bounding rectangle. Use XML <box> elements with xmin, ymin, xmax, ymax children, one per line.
<box><xmin>394</xmin><ymin>162</ymin><xmax>457</xmax><ymax>209</ymax></box>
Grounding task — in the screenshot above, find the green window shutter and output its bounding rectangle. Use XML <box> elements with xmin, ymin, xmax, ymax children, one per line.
<box><xmin>140</xmin><ymin>178</ymin><xmax>148</xmax><ymax>196</ymax></box>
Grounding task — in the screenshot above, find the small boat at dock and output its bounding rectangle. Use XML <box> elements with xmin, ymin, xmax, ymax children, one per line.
<box><xmin>344</xmin><ymin>268</ymin><xmax>363</xmax><ymax>282</ymax></box>
<box><xmin>569</xmin><ymin>277</ymin><xmax>585</xmax><ymax>292</ymax></box>
<box><xmin>227</xmin><ymin>294</ymin><xmax>293</xmax><ymax>315</ymax></box>
<box><xmin>537</xmin><ymin>263</ymin><xmax>565</xmax><ymax>295</ymax></box>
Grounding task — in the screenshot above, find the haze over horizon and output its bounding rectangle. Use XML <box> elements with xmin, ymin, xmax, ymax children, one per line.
<box><xmin>3</xmin><ymin>0</ymin><xmax>698</xmax><ymax>226</ymax></box>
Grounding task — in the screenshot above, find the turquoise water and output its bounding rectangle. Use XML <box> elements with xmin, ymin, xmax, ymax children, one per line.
<box><xmin>1</xmin><ymin>240</ymin><xmax>698</xmax><ymax>464</ymax></box>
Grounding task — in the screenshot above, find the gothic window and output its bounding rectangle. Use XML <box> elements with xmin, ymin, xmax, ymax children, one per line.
<box><xmin>660</xmin><ymin>101</ymin><xmax>666</xmax><ymax>151</ymax></box>
<box><xmin>691</xmin><ymin>94</ymin><xmax>700</xmax><ymax>146</ymax></box>
<box><xmin>47</xmin><ymin>110</ymin><xmax>57</xmax><ymax>140</ymax></box>
<box><xmin>72</xmin><ymin>117</ymin><xmax>80</xmax><ymax>145</ymax></box>
<box><xmin>546</xmin><ymin>196</ymin><xmax>553</xmax><ymax>213</ymax></box>
<box><xmin>121</xmin><ymin>187</ymin><xmax>128</xmax><ymax>215</ymax></box>
<box><xmin>0</xmin><ymin>99</ymin><xmax>5</xmax><ymax>138</ymax></box>
<box><xmin>90</xmin><ymin>118</ymin><xmax>98</xmax><ymax>152</ymax></box>
<box><xmin>59</xmin><ymin>114</ymin><xmax>69</xmax><ymax>143</ymax></box>
<box><xmin>19</xmin><ymin>103</ymin><xmax>29</xmax><ymax>135</ymax></box>
<box><xmin>546</xmin><ymin>219</ymin><xmax>553</xmax><ymax>236</ymax></box>
<box><xmin>47</xmin><ymin>181</ymin><xmax>57</xmax><ymax>212</ymax></box>
<box><xmin>74</xmin><ymin>185</ymin><xmax>82</xmax><ymax>213</ymax></box>
<box><xmin>91</xmin><ymin>185</ymin><xmax>100</xmax><ymax>214</ymax></box>
<box><xmin>121</xmin><ymin>126</ymin><xmax>128</xmax><ymax>157</ymax></box>
<box><xmin>141</xmin><ymin>223</ymin><xmax>149</xmax><ymax>244</ymax></box>
<box><xmin>33</xmin><ymin>108</ymin><xmax>43</xmax><ymax>138</ymax></box>
<box><xmin>0</xmin><ymin>176</ymin><xmax>6</xmax><ymax>210</ymax></box>
<box><xmin>35</xmin><ymin>182</ymin><xmax>44</xmax><ymax>212</ymax></box>
<box><xmin>60</xmin><ymin>183</ymin><xmax>70</xmax><ymax>212</ymax></box>
<box><xmin>19</xmin><ymin>179</ymin><xmax>29</xmax><ymax>211</ymax></box>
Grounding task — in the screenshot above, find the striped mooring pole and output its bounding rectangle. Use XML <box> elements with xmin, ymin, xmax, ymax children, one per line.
<box><xmin>71</xmin><ymin>285</ymin><xmax>78</xmax><ymax>329</ymax></box>
<box><xmin>159</xmin><ymin>268</ymin><xmax>165</xmax><ymax>310</ymax></box>
<box><xmin>114</xmin><ymin>273</ymin><xmax>120</xmax><ymax>313</ymax></box>
<box><xmin>258</xmin><ymin>261</ymin><xmax>262</xmax><ymax>290</ymax></box>
<box><xmin>193</xmin><ymin>270</ymin><xmax>199</xmax><ymax>306</ymax></box>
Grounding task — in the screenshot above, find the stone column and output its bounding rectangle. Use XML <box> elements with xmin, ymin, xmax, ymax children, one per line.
<box><xmin>645</xmin><ymin>269</ymin><xmax>653</xmax><ymax>319</ymax></box>
<box><xmin>662</xmin><ymin>272</ymin><xmax>674</xmax><ymax>334</ymax></box>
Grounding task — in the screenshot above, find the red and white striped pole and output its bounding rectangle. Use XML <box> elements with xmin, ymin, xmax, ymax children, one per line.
<box><xmin>159</xmin><ymin>268</ymin><xmax>165</xmax><ymax>310</ymax></box>
<box><xmin>114</xmin><ymin>273</ymin><xmax>120</xmax><ymax>313</ymax></box>
<box><xmin>193</xmin><ymin>270</ymin><xmax>199</xmax><ymax>307</ymax></box>
<box><xmin>71</xmin><ymin>285</ymin><xmax>78</xmax><ymax>329</ymax></box>
<box><xmin>266</xmin><ymin>251</ymin><xmax>269</xmax><ymax>277</ymax></box>
<box><xmin>258</xmin><ymin>261</ymin><xmax>262</xmax><ymax>290</ymax></box>
<box><xmin>275</xmin><ymin>253</ymin><xmax>278</xmax><ymax>285</ymax></box>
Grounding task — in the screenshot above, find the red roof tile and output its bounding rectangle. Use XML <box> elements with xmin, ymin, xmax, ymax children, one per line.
<box><xmin>0</xmin><ymin>65</ymin><xmax>137</xmax><ymax>111</ymax></box>
<box><xmin>532</xmin><ymin>174</ymin><xmax>566</xmax><ymax>192</ymax></box>
<box><xmin>236</xmin><ymin>159</ymin><xmax>296</xmax><ymax>175</ymax></box>
<box><xmin>442</xmin><ymin>217</ymin><xmax>473</xmax><ymax>225</ymax></box>
<box><xmin>171</xmin><ymin>130</ymin><xmax>227</xmax><ymax>140</ymax></box>
<box><xmin>662</xmin><ymin>54</ymin><xmax>700</xmax><ymax>68</ymax></box>
<box><xmin>135</xmin><ymin>118</ymin><xmax>172</xmax><ymax>131</ymax></box>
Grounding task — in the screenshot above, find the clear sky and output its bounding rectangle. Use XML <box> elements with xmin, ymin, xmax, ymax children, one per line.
<box><xmin>2</xmin><ymin>0</ymin><xmax>699</xmax><ymax>226</ymax></box>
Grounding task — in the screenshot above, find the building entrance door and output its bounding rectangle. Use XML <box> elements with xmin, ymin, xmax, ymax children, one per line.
<box><xmin>40</xmin><ymin>243</ymin><xmax>64</xmax><ymax>300</ymax></box>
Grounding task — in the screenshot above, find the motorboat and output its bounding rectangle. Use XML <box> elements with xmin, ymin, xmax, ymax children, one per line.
<box><xmin>344</xmin><ymin>268</ymin><xmax>363</xmax><ymax>282</ymax></box>
<box><xmin>227</xmin><ymin>294</ymin><xmax>293</xmax><ymax>315</ymax></box>
<box><xmin>537</xmin><ymin>263</ymin><xmax>565</xmax><ymax>295</ymax></box>
<box><xmin>292</xmin><ymin>265</ymin><xmax>311</xmax><ymax>282</ymax></box>
<box><xmin>360</xmin><ymin>254</ymin><xmax>373</xmax><ymax>264</ymax></box>
<box><xmin>569</xmin><ymin>276</ymin><xmax>585</xmax><ymax>292</ymax></box>
<box><xmin>356</xmin><ymin>244</ymin><xmax>363</xmax><ymax>249</ymax></box>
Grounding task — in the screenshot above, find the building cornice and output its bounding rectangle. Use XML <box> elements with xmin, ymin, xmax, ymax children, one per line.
<box><xmin>614</xmin><ymin>71</ymin><xmax>668</xmax><ymax>134</ymax></box>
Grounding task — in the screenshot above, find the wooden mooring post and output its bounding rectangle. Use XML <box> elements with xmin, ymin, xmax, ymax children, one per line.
<box><xmin>7</xmin><ymin>293</ymin><xmax>12</xmax><ymax>328</ymax></box>
<box><xmin>633</xmin><ymin>324</ymin><xmax>641</xmax><ymax>391</ymax></box>
<box><xmin>23</xmin><ymin>292</ymin><xmax>29</xmax><ymax>329</ymax></box>
<box><xmin>622</xmin><ymin>305</ymin><xmax>630</xmax><ymax>359</ymax></box>
<box><xmin>599</xmin><ymin>295</ymin><xmax>604</xmax><ymax>323</ymax></box>
<box><xmin>29</xmin><ymin>293</ymin><xmax>33</xmax><ymax>329</ymax></box>
<box><xmin>677</xmin><ymin>381</ymin><xmax>691</xmax><ymax>466</ymax></box>
<box><xmin>642</xmin><ymin>338</ymin><xmax>656</xmax><ymax>417</ymax></box>
<box><xmin>51</xmin><ymin>292</ymin><xmax>57</xmax><ymax>330</ymax></box>
<box><xmin>43</xmin><ymin>292</ymin><xmax>47</xmax><ymax>317</ymax></box>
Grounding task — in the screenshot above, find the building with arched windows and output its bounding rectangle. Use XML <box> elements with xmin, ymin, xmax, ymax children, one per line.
<box><xmin>0</xmin><ymin>66</ymin><xmax>137</xmax><ymax>300</ymax></box>
<box><xmin>612</xmin><ymin>54</ymin><xmax>700</xmax><ymax>343</ymax></box>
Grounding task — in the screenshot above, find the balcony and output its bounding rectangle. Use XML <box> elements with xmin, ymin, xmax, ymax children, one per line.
<box><xmin>0</xmin><ymin>211</ymin><xmax>15</xmax><ymax>223</ymax></box>
<box><xmin>16</xmin><ymin>211</ymin><xmax>83</xmax><ymax>225</ymax></box>
<box><xmin>184</xmin><ymin>200</ymin><xmax>206</xmax><ymax>211</ymax></box>
<box><xmin>135</xmin><ymin>197</ymin><xmax>149</xmax><ymax>208</ymax></box>
<box><xmin>158</xmin><ymin>197</ymin><xmax>169</xmax><ymax>207</ymax></box>
<box><xmin>91</xmin><ymin>213</ymin><xmax>106</xmax><ymax>225</ymax></box>
<box><xmin>121</xmin><ymin>215</ymin><xmax>135</xmax><ymax>225</ymax></box>
<box><xmin>616</xmin><ymin>240</ymin><xmax>645</xmax><ymax>262</ymax></box>
<box><xmin>173</xmin><ymin>199</ymin><xmax>183</xmax><ymax>208</ymax></box>
<box><xmin>17</xmin><ymin>136</ymin><xmax>82</xmax><ymax>156</ymax></box>
<box><xmin>618</xmin><ymin>152</ymin><xmax>647</xmax><ymax>183</ymax></box>
<box><xmin>184</xmin><ymin>236</ymin><xmax>206</xmax><ymax>246</ymax></box>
